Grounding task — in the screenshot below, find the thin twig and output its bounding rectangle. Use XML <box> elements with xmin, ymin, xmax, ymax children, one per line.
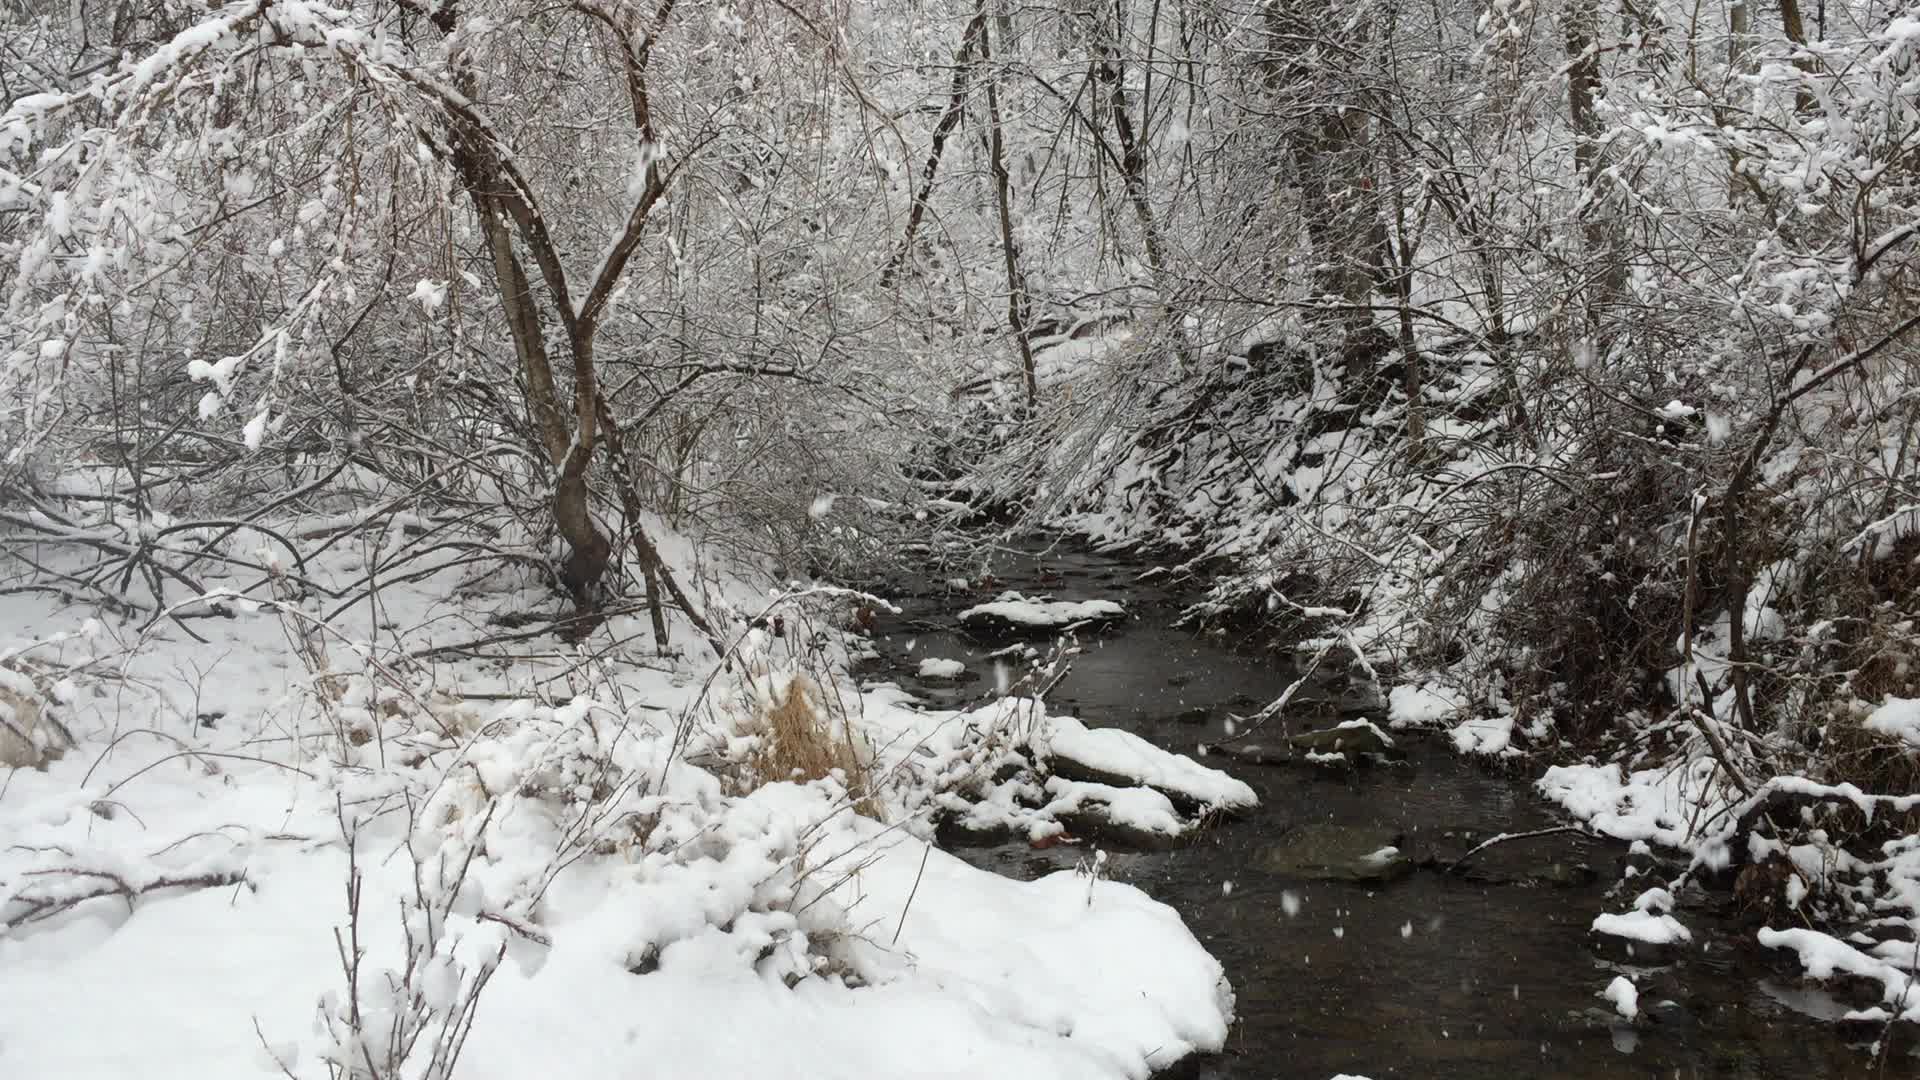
<box><xmin>891</xmin><ymin>841</ymin><xmax>933</xmax><ymax>947</ymax></box>
<box><xmin>1446</xmin><ymin>825</ymin><xmax>1582</xmax><ymax>875</ymax></box>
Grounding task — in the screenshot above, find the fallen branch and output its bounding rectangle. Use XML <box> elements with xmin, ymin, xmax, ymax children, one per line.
<box><xmin>2</xmin><ymin>867</ymin><xmax>249</xmax><ymax>930</ymax></box>
<box><xmin>1446</xmin><ymin>825</ymin><xmax>1582</xmax><ymax>875</ymax></box>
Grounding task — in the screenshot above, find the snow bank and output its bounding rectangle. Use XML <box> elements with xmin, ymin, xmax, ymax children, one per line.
<box><xmin>1537</xmin><ymin>760</ymin><xmax>1737</xmax><ymax>849</ymax></box>
<box><xmin>0</xmin><ymin>529</ymin><xmax>1233</xmax><ymax>1080</ymax></box>
<box><xmin>0</xmin><ymin>760</ymin><xmax>1235</xmax><ymax>1079</ymax></box>
<box><xmin>1758</xmin><ymin>927</ymin><xmax>1920</xmax><ymax>1022</ymax></box>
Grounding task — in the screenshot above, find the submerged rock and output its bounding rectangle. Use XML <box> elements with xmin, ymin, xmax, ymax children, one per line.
<box><xmin>1257</xmin><ymin>824</ymin><xmax>1415</xmax><ymax>884</ymax></box>
<box><xmin>1527</xmin><ymin>861</ymin><xmax>1599</xmax><ymax>888</ymax></box>
<box><xmin>1209</xmin><ymin>742</ymin><xmax>1294</xmax><ymax>767</ymax></box>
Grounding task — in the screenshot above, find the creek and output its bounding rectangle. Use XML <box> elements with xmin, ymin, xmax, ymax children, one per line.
<box><xmin>856</xmin><ymin>543</ymin><xmax>1891</xmax><ymax>1080</ymax></box>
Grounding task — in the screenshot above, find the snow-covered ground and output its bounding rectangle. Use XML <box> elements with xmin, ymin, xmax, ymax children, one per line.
<box><xmin>0</xmin><ymin>526</ymin><xmax>1233</xmax><ymax>1079</ymax></box>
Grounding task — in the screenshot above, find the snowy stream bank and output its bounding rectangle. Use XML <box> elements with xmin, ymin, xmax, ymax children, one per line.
<box><xmin>859</xmin><ymin>545</ymin><xmax>1909</xmax><ymax>1079</ymax></box>
<box><xmin>0</xmin><ymin>537</ymin><xmax>1906</xmax><ymax>1079</ymax></box>
<box><xmin>0</xmin><ymin>537</ymin><xmax>1231</xmax><ymax>1080</ymax></box>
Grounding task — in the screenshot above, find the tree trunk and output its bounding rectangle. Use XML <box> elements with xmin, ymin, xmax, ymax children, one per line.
<box><xmin>1384</xmin><ymin>147</ymin><xmax>1424</xmax><ymax>447</ymax></box>
<box><xmin>1089</xmin><ymin>22</ymin><xmax>1193</xmax><ymax>367</ymax></box>
<box><xmin>882</xmin><ymin>8</ymin><xmax>990</xmax><ymax>287</ymax></box>
<box><xmin>980</xmin><ymin>17</ymin><xmax>1039</xmax><ymax>409</ymax></box>
<box><xmin>1564</xmin><ymin>2</ymin><xmax>1624</xmax><ymax>322</ymax></box>
<box><xmin>1265</xmin><ymin>2</ymin><xmax>1385</xmax><ymax>384</ymax></box>
<box><xmin>1778</xmin><ymin>0</ymin><xmax>1815</xmax><ymax>111</ymax></box>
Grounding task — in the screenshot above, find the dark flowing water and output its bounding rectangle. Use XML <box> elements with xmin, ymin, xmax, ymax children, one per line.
<box><xmin>858</xmin><ymin>545</ymin><xmax>1901</xmax><ymax>1080</ymax></box>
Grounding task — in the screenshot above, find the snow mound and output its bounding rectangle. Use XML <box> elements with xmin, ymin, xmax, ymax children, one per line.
<box><xmin>1864</xmin><ymin>696</ymin><xmax>1920</xmax><ymax>747</ymax></box>
<box><xmin>1450</xmin><ymin>714</ymin><xmax>1517</xmax><ymax>755</ymax></box>
<box><xmin>916</xmin><ymin>657</ymin><xmax>967</xmax><ymax>679</ymax></box>
<box><xmin>1602</xmin><ymin>975</ymin><xmax>1639</xmax><ymax>1019</ymax></box>
<box><xmin>1591</xmin><ymin>909</ymin><xmax>1693</xmax><ymax>946</ymax></box>
<box><xmin>1387</xmin><ymin>682</ymin><xmax>1463</xmax><ymax>727</ymax></box>
<box><xmin>856</xmin><ymin>691</ymin><xmax>1247</xmax><ymax>845</ymax></box>
<box><xmin>958</xmin><ymin>593</ymin><xmax>1127</xmax><ymax>635</ymax></box>
<box><xmin>1591</xmin><ymin>889</ymin><xmax>1693</xmax><ymax>947</ymax></box>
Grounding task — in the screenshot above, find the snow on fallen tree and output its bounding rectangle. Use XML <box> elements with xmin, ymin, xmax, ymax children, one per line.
<box><xmin>1756</xmin><ymin>928</ymin><xmax>1920</xmax><ymax>1025</ymax></box>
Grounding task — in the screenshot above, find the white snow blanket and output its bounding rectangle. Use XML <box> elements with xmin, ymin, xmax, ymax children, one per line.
<box><xmin>0</xmin><ymin>531</ymin><xmax>1233</xmax><ymax>1080</ymax></box>
<box><xmin>0</xmin><ymin>714</ymin><xmax>1234</xmax><ymax>1080</ymax></box>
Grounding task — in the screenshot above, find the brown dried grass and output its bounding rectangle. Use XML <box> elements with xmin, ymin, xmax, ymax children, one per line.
<box><xmin>0</xmin><ymin>668</ymin><xmax>64</xmax><ymax>770</ymax></box>
<box><xmin>0</xmin><ymin>685</ymin><xmax>43</xmax><ymax>768</ymax></box>
<box><xmin>747</xmin><ymin>675</ymin><xmax>879</xmax><ymax>819</ymax></box>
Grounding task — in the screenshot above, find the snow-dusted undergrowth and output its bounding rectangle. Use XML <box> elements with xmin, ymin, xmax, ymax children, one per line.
<box><xmin>956</xmin><ymin>14</ymin><xmax>1920</xmax><ymax>1027</ymax></box>
<box><xmin>0</xmin><ymin>517</ymin><xmax>1233</xmax><ymax>1079</ymax></box>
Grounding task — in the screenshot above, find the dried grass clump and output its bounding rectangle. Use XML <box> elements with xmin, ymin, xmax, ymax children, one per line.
<box><xmin>0</xmin><ymin>663</ymin><xmax>70</xmax><ymax>770</ymax></box>
<box><xmin>746</xmin><ymin>675</ymin><xmax>879</xmax><ymax>819</ymax></box>
<box><xmin>0</xmin><ymin>685</ymin><xmax>43</xmax><ymax>768</ymax></box>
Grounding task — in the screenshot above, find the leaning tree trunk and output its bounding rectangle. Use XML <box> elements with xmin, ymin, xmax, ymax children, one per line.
<box><xmin>425</xmin><ymin>0</ymin><xmax>683</xmax><ymax>617</ymax></box>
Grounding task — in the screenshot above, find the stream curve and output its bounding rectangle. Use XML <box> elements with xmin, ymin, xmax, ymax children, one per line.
<box><xmin>857</xmin><ymin>543</ymin><xmax>1888</xmax><ymax>1080</ymax></box>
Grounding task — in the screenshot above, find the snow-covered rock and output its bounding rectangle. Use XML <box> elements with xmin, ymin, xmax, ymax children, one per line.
<box><xmin>1042</xmin><ymin>777</ymin><xmax>1189</xmax><ymax>848</ymax></box>
<box><xmin>957</xmin><ymin>593</ymin><xmax>1127</xmax><ymax>641</ymax></box>
<box><xmin>1590</xmin><ymin>888</ymin><xmax>1694</xmax><ymax>963</ymax></box>
<box><xmin>916</xmin><ymin>657</ymin><xmax>967</xmax><ymax>680</ymax></box>
<box><xmin>1038</xmin><ymin>715</ymin><xmax>1257</xmax><ymax>813</ymax></box>
<box><xmin>1287</xmin><ymin>719</ymin><xmax>1397</xmax><ymax>762</ymax></box>
<box><xmin>1602</xmin><ymin>975</ymin><xmax>1640</xmax><ymax>1020</ymax></box>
